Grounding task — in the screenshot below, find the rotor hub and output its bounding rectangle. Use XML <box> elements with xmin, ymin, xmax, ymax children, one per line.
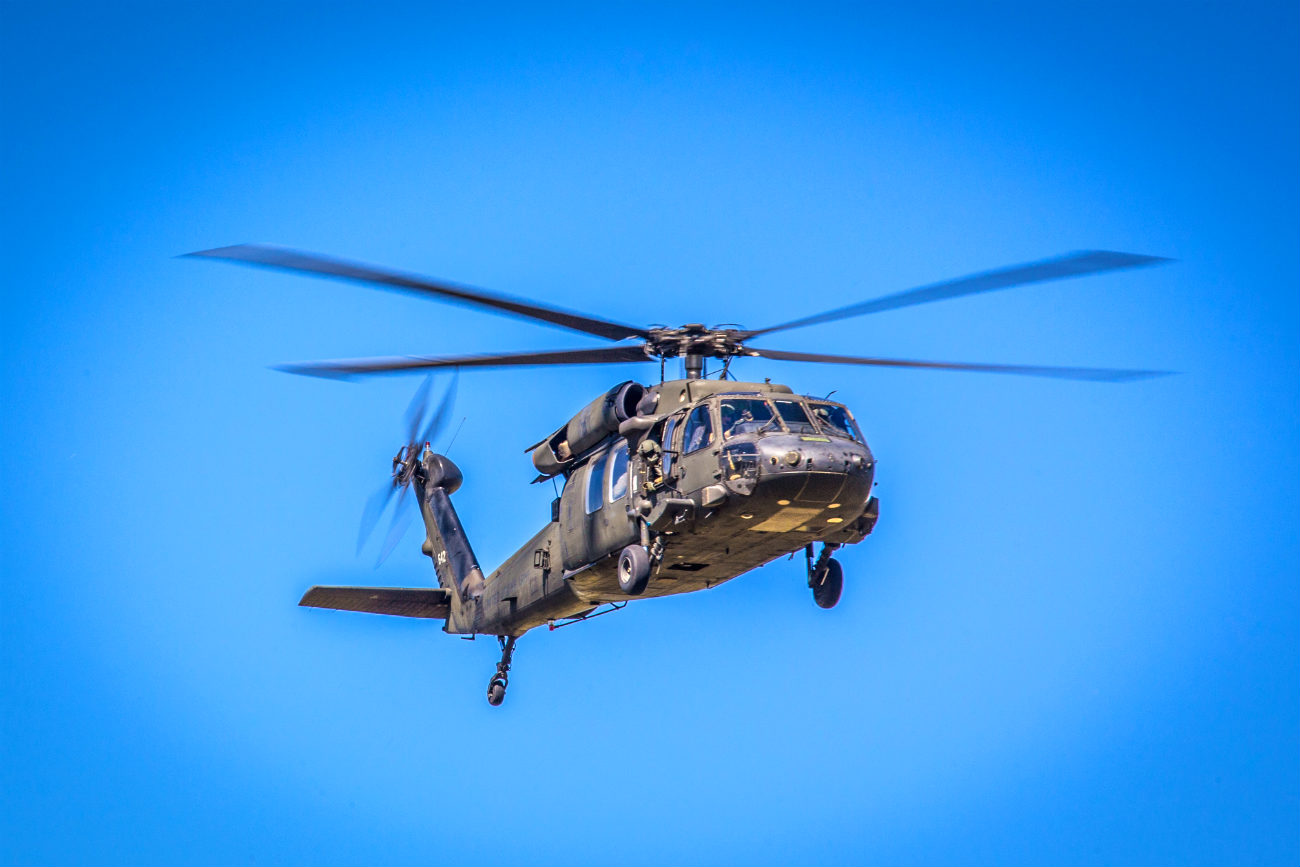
<box><xmin>644</xmin><ymin>326</ymin><xmax>753</xmax><ymax>361</ymax></box>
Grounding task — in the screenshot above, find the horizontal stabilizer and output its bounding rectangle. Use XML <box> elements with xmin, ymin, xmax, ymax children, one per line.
<box><xmin>299</xmin><ymin>586</ymin><xmax>451</xmax><ymax>619</ymax></box>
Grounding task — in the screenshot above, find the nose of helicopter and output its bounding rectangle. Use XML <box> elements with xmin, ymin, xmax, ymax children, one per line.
<box><xmin>718</xmin><ymin>433</ymin><xmax>875</xmax><ymax>519</ymax></box>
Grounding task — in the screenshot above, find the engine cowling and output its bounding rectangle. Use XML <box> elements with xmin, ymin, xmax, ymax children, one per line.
<box><xmin>531</xmin><ymin>381</ymin><xmax>645</xmax><ymax>476</ymax></box>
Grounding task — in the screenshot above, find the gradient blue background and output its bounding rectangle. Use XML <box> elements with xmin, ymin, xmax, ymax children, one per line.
<box><xmin>3</xmin><ymin>3</ymin><xmax>1297</xmax><ymax>865</ymax></box>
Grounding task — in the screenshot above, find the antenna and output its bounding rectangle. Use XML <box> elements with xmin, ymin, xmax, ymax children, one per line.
<box><xmin>444</xmin><ymin>416</ymin><xmax>468</xmax><ymax>455</ymax></box>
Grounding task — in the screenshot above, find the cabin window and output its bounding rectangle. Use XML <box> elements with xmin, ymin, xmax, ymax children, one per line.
<box><xmin>585</xmin><ymin>451</ymin><xmax>608</xmax><ymax>514</ymax></box>
<box><xmin>773</xmin><ymin>400</ymin><xmax>817</xmax><ymax>435</ymax></box>
<box><xmin>809</xmin><ymin>402</ymin><xmax>864</xmax><ymax>442</ymax></box>
<box><xmin>607</xmin><ymin>442</ymin><xmax>630</xmax><ymax>502</ymax></box>
<box><xmin>682</xmin><ymin>404</ymin><xmax>715</xmax><ymax>454</ymax></box>
<box><xmin>719</xmin><ymin>397</ymin><xmax>777</xmax><ymax>438</ymax></box>
<box><xmin>662</xmin><ymin>415</ymin><xmax>680</xmax><ymax>477</ymax></box>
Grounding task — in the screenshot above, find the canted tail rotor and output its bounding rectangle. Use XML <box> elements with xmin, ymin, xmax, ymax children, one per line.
<box><xmin>356</xmin><ymin>371</ymin><xmax>459</xmax><ymax>565</ymax></box>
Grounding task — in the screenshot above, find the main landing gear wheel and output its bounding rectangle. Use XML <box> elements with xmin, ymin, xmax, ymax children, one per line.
<box><xmin>812</xmin><ymin>558</ymin><xmax>843</xmax><ymax>609</ymax></box>
<box><xmin>486</xmin><ymin>635</ymin><xmax>516</xmax><ymax>707</ymax></box>
<box><xmin>618</xmin><ymin>544</ymin><xmax>651</xmax><ymax>595</ymax></box>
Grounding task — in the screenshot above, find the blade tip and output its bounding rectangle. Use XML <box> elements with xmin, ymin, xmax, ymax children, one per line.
<box><xmin>1117</xmin><ymin>369</ymin><xmax>1179</xmax><ymax>382</ymax></box>
<box><xmin>1080</xmin><ymin>368</ymin><xmax>1178</xmax><ymax>383</ymax></box>
<box><xmin>180</xmin><ymin>244</ymin><xmax>250</xmax><ymax>260</ymax></box>
<box><xmin>270</xmin><ymin>363</ymin><xmax>357</xmax><ymax>381</ymax></box>
<box><xmin>180</xmin><ymin>243</ymin><xmax>282</xmax><ymax>262</ymax></box>
<box><xmin>1076</xmin><ymin>250</ymin><xmax>1176</xmax><ymax>268</ymax></box>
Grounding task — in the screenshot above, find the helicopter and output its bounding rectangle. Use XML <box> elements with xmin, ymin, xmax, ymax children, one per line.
<box><xmin>189</xmin><ymin>244</ymin><xmax>1171</xmax><ymax>705</ymax></box>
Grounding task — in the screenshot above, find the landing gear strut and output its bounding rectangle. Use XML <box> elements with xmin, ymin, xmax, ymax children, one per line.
<box><xmin>487</xmin><ymin>635</ymin><xmax>517</xmax><ymax>706</ymax></box>
<box><xmin>807</xmin><ymin>543</ymin><xmax>843</xmax><ymax>609</ymax></box>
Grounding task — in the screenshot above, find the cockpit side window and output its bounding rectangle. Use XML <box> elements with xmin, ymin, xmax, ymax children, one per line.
<box><xmin>607</xmin><ymin>442</ymin><xmax>629</xmax><ymax>502</ymax></box>
<box><xmin>719</xmin><ymin>398</ymin><xmax>778</xmax><ymax>438</ymax></box>
<box><xmin>585</xmin><ymin>450</ymin><xmax>609</xmax><ymax>514</ymax></box>
<box><xmin>809</xmin><ymin>402</ymin><xmax>863</xmax><ymax>442</ymax></box>
<box><xmin>682</xmin><ymin>404</ymin><xmax>715</xmax><ymax>454</ymax></box>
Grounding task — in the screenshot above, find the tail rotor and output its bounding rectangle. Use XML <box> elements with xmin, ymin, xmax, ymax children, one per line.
<box><xmin>356</xmin><ymin>371</ymin><xmax>460</xmax><ymax>565</ymax></box>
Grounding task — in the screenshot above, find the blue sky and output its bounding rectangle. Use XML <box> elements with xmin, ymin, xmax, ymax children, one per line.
<box><xmin>2</xmin><ymin>3</ymin><xmax>1297</xmax><ymax>865</ymax></box>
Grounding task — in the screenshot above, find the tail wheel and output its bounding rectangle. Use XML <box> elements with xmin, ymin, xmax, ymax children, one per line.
<box><xmin>812</xmin><ymin>558</ymin><xmax>843</xmax><ymax>609</ymax></box>
<box><xmin>618</xmin><ymin>544</ymin><xmax>652</xmax><ymax>595</ymax></box>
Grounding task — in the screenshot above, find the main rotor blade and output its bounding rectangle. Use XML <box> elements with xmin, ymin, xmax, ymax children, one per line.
<box><xmin>743</xmin><ymin>251</ymin><xmax>1171</xmax><ymax>339</ymax></box>
<box><xmin>750</xmin><ymin>347</ymin><xmax>1173</xmax><ymax>382</ymax></box>
<box><xmin>275</xmin><ymin>345</ymin><xmax>652</xmax><ymax>380</ymax></box>
<box><xmin>186</xmin><ymin>244</ymin><xmax>650</xmax><ymax>342</ymax></box>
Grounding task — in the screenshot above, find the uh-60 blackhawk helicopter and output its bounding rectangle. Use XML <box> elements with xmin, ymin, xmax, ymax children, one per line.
<box><xmin>190</xmin><ymin>244</ymin><xmax>1171</xmax><ymax>705</ymax></box>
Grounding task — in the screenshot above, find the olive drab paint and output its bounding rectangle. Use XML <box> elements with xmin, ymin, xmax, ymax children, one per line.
<box><xmin>415</xmin><ymin>377</ymin><xmax>879</xmax><ymax>640</ymax></box>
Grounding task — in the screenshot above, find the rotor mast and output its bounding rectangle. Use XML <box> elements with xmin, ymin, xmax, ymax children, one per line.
<box><xmin>670</xmin><ymin>324</ymin><xmax>724</xmax><ymax>380</ymax></box>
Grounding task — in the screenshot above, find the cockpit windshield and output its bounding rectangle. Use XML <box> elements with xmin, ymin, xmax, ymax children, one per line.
<box><xmin>809</xmin><ymin>402</ymin><xmax>863</xmax><ymax>442</ymax></box>
<box><xmin>772</xmin><ymin>399</ymin><xmax>818</xmax><ymax>435</ymax></box>
<box><xmin>719</xmin><ymin>397</ymin><xmax>777</xmax><ymax>438</ymax></box>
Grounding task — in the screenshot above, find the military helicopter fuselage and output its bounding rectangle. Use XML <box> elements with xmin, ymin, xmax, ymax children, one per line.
<box><xmin>190</xmin><ymin>242</ymin><xmax>1170</xmax><ymax>705</ymax></box>
<box><xmin>424</xmin><ymin>377</ymin><xmax>878</xmax><ymax>639</ymax></box>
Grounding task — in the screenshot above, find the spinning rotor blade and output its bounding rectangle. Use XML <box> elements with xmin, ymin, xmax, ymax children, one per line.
<box><xmin>358</xmin><ymin>372</ymin><xmax>460</xmax><ymax>560</ymax></box>
<box><xmin>400</xmin><ymin>371</ymin><xmax>459</xmax><ymax>448</ymax></box>
<box><xmin>276</xmin><ymin>345</ymin><xmax>652</xmax><ymax>380</ymax></box>
<box><xmin>743</xmin><ymin>251</ymin><xmax>1171</xmax><ymax>339</ymax></box>
<box><xmin>376</xmin><ymin>485</ymin><xmax>415</xmax><ymax>567</ymax></box>
<box><xmin>403</xmin><ymin>375</ymin><xmax>435</xmax><ymax>446</ymax></box>
<box><xmin>750</xmin><ymin>347</ymin><xmax>1172</xmax><ymax>382</ymax></box>
<box><xmin>357</xmin><ymin>479</ymin><xmax>398</xmax><ymax>555</ymax></box>
<box><xmin>187</xmin><ymin>244</ymin><xmax>649</xmax><ymax>342</ymax></box>
<box><xmin>360</xmin><ymin>374</ymin><xmax>454</xmax><ymax>553</ymax></box>
<box><xmin>420</xmin><ymin>369</ymin><xmax>458</xmax><ymax>447</ymax></box>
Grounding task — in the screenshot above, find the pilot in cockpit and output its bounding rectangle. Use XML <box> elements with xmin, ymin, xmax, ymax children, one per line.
<box><xmin>719</xmin><ymin>404</ymin><xmax>738</xmax><ymax>439</ymax></box>
<box><xmin>720</xmin><ymin>403</ymin><xmax>755</xmax><ymax>439</ymax></box>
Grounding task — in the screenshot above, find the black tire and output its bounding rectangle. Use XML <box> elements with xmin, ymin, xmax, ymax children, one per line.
<box><xmin>487</xmin><ymin>681</ymin><xmax>506</xmax><ymax>706</ymax></box>
<box><xmin>618</xmin><ymin>544</ymin><xmax>652</xmax><ymax>595</ymax></box>
<box><xmin>812</xmin><ymin>558</ymin><xmax>843</xmax><ymax>609</ymax></box>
